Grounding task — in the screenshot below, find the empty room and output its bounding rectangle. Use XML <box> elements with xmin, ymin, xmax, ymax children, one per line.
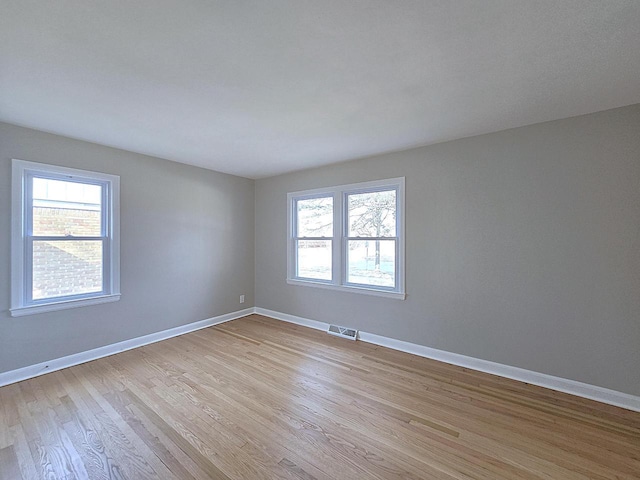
<box><xmin>1</xmin><ymin>1</ymin><xmax>639</xmax><ymax>479</ymax></box>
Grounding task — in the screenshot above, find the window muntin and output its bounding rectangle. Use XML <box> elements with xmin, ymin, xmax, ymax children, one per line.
<box><xmin>288</xmin><ymin>178</ymin><xmax>405</xmax><ymax>299</ymax></box>
<box><xmin>11</xmin><ymin>160</ymin><xmax>120</xmax><ymax>316</ymax></box>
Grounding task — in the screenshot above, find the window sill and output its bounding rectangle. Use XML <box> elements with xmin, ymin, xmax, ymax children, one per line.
<box><xmin>286</xmin><ymin>278</ymin><xmax>406</xmax><ymax>300</ymax></box>
<box><xmin>10</xmin><ymin>294</ymin><xmax>121</xmax><ymax>317</ymax></box>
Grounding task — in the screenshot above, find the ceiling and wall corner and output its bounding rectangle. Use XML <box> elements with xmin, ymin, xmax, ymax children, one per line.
<box><xmin>1</xmin><ymin>1</ymin><xmax>639</xmax><ymax>178</ymax></box>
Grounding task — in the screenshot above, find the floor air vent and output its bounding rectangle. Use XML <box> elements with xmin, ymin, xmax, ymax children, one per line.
<box><xmin>327</xmin><ymin>324</ymin><xmax>358</xmax><ymax>341</ymax></box>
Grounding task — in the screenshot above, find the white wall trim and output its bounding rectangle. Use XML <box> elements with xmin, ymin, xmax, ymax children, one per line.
<box><xmin>286</xmin><ymin>278</ymin><xmax>406</xmax><ymax>300</ymax></box>
<box><xmin>0</xmin><ymin>307</ymin><xmax>254</xmax><ymax>388</ymax></box>
<box><xmin>254</xmin><ymin>307</ymin><xmax>640</xmax><ymax>412</ymax></box>
<box><xmin>10</xmin><ymin>293</ymin><xmax>121</xmax><ymax>317</ymax></box>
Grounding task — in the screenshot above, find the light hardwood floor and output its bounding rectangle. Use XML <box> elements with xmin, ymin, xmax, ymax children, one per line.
<box><xmin>0</xmin><ymin>314</ymin><xmax>639</xmax><ymax>479</ymax></box>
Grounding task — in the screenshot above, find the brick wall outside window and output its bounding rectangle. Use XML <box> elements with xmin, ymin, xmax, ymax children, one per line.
<box><xmin>32</xmin><ymin>207</ymin><xmax>103</xmax><ymax>299</ymax></box>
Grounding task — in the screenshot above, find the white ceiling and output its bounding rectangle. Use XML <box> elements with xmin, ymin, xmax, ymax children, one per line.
<box><xmin>1</xmin><ymin>1</ymin><xmax>639</xmax><ymax>179</ymax></box>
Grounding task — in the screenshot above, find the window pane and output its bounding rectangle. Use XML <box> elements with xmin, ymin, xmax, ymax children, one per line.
<box><xmin>347</xmin><ymin>190</ymin><xmax>396</xmax><ymax>237</ymax></box>
<box><xmin>32</xmin><ymin>178</ymin><xmax>102</xmax><ymax>236</ymax></box>
<box><xmin>347</xmin><ymin>239</ymin><xmax>395</xmax><ymax>287</ymax></box>
<box><xmin>33</xmin><ymin>207</ymin><xmax>102</xmax><ymax>236</ymax></box>
<box><xmin>297</xmin><ymin>197</ymin><xmax>333</xmax><ymax>237</ymax></box>
<box><xmin>32</xmin><ymin>240</ymin><xmax>103</xmax><ymax>300</ymax></box>
<box><xmin>297</xmin><ymin>239</ymin><xmax>332</xmax><ymax>280</ymax></box>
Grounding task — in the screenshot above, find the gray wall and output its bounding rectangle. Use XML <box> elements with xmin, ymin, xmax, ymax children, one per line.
<box><xmin>255</xmin><ymin>104</ymin><xmax>640</xmax><ymax>396</ymax></box>
<box><xmin>0</xmin><ymin>123</ymin><xmax>255</xmax><ymax>373</ymax></box>
<box><xmin>3</xmin><ymin>105</ymin><xmax>639</xmax><ymax>397</ymax></box>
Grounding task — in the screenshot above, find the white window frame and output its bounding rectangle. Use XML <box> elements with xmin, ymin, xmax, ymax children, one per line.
<box><xmin>10</xmin><ymin>159</ymin><xmax>121</xmax><ymax>317</ymax></box>
<box><xmin>287</xmin><ymin>177</ymin><xmax>405</xmax><ymax>300</ymax></box>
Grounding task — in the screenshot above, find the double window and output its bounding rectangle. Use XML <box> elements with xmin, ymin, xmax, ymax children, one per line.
<box><xmin>287</xmin><ymin>178</ymin><xmax>405</xmax><ymax>299</ymax></box>
<box><xmin>11</xmin><ymin>160</ymin><xmax>120</xmax><ymax>316</ymax></box>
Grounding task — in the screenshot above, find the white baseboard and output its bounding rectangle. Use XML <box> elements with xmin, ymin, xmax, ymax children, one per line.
<box><xmin>0</xmin><ymin>307</ymin><xmax>254</xmax><ymax>388</ymax></box>
<box><xmin>4</xmin><ymin>306</ymin><xmax>638</xmax><ymax>413</ymax></box>
<box><xmin>254</xmin><ymin>307</ymin><xmax>329</xmax><ymax>331</ymax></box>
<box><xmin>254</xmin><ymin>307</ymin><xmax>640</xmax><ymax>412</ymax></box>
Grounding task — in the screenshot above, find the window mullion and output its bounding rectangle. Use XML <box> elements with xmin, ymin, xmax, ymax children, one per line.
<box><xmin>334</xmin><ymin>191</ymin><xmax>342</xmax><ymax>286</ymax></box>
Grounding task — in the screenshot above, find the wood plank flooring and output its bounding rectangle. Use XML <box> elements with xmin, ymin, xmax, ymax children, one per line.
<box><xmin>1</xmin><ymin>314</ymin><xmax>639</xmax><ymax>479</ymax></box>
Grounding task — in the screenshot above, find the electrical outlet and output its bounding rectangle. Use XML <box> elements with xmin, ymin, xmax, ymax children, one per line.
<box><xmin>240</xmin><ymin>295</ymin><xmax>245</xmax><ymax>304</ymax></box>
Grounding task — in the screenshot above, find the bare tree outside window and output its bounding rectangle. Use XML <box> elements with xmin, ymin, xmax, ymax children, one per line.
<box><xmin>348</xmin><ymin>190</ymin><xmax>396</xmax><ymax>266</ymax></box>
<box><xmin>296</xmin><ymin>197</ymin><xmax>333</xmax><ymax>237</ymax></box>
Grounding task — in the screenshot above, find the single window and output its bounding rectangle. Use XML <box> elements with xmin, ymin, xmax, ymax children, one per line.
<box><xmin>345</xmin><ymin>188</ymin><xmax>397</xmax><ymax>289</ymax></box>
<box><xmin>287</xmin><ymin>178</ymin><xmax>405</xmax><ymax>299</ymax></box>
<box><xmin>294</xmin><ymin>195</ymin><xmax>333</xmax><ymax>281</ymax></box>
<box><xmin>11</xmin><ymin>160</ymin><xmax>120</xmax><ymax>316</ymax></box>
